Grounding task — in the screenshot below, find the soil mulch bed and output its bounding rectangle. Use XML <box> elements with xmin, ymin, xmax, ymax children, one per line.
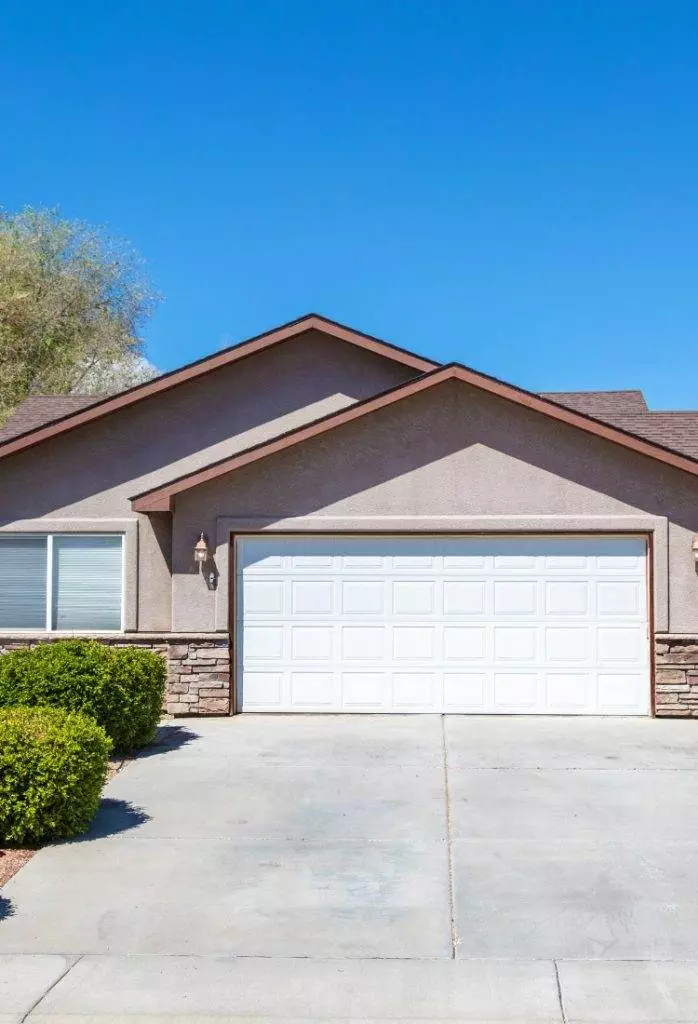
<box><xmin>0</xmin><ymin>756</ymin><xmax>132</xmax><ymax>887</ymax></box>
<box><xmin>0</xmin><ymin>848</ymin><xmax>34</xmax><ymax>887</ymax></box>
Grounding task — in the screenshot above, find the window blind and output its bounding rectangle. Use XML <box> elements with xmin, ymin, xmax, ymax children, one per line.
<box><xmin>0</xmin><ymin>536</ymin><xmax>47</xmax><ymax>629</ymax></box>
<box><xmin>52</xmin><ymin>536</ymin><xmax>123</xmax><ymax>631</ymax></box>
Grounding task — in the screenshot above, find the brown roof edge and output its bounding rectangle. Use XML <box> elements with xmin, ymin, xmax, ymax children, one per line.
<box><xmin>131</xmin><ymin>363</ymin><xmax>698</xmax><ymax>513</ymax></box>
<box><xmin>0</xmin><ymin>314</ymin><xmax>438</xmax><ymax>460</ymax></box>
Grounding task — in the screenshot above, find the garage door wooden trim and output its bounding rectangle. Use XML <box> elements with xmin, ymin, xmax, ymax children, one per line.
<box><xmin>228</xmin><ymin>530</ymin><xmax>654</xmax><ymax>717</ymax></box>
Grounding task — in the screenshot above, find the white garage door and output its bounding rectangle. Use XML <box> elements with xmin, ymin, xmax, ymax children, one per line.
<box><xmin>236</xmin><ymin>535</ymin><xmax>650</xmax><ymax>715</ymax></box>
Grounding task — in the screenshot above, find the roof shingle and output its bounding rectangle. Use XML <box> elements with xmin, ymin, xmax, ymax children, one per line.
<box><xmin>0</xmin><ymin>395</ymin><xmax>104</xmax><ymax>442</ymax></box>
<box><xmin>540</xmin><ymin>389</ymin><xmax>649</xmax><ymax>415</ymax></box>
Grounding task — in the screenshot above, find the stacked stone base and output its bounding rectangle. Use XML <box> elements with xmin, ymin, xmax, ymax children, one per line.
<box><xmin>2</xmin><ymin>632</ymin><xmax>697</xmax><ymax>718</ymax></box>
<box><xmin>655</xmin><ymin>636</ymin><xmax>698</xmax><ymax>717</ymax></box>
<box><xmin>0</xmin><ymin>633</ymin><xmax>231</xmax><ymax>716</ymax></box>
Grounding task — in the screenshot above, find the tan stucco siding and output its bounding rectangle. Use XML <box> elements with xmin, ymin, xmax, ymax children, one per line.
<box><xmin>172</xmin><ymin>380</ymin><xmax>698</xmax><ymax>634</ymax></box>
<box><xmin>0</xmin><ymin>332</ymin><xmax>415</xmax><ymax>630</ymax></box>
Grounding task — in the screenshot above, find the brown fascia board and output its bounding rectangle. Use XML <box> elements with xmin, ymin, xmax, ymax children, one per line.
<box><xmin>0</xmin><ymin>314</ymin><xmax>437</xmax><ymax>460</ymax></box>
<box><xmin>131</xmin><ymin>363</ymin><xmax>698</xmax><ymax>512</ymax></box>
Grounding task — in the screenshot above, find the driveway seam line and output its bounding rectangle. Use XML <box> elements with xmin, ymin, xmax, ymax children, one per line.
<box><xmin>19</xmin><ymin>953</ymin><xmax>84</xmax><ymax>1022</ymax></box>
<box><xmin>441</xmin><ymin>715</ymin><xmax>458</xmax><ymax>960</ymax></box>
<box><xmin>553</xmin><ymin>959</ymin><xmax>567</xmax><ymax>1023</ymax></box>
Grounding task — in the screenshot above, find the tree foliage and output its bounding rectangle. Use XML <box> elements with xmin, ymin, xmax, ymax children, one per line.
<box><xmin>0</xmin><ymin>207</ymin><xmax>159</xmax><ymax>424</ymax></box>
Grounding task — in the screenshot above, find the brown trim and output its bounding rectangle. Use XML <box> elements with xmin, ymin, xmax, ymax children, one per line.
<box><xmin>648</xmin><ymin>530</ymin><xmax>657</xmax><ymax>717</ymax></box>
<box><xmin>229</xmin><ymin>533</ymin><xmax>239</xmax><ymax>715</ymax></box>
<box><xmin>229</xmin><ymin>529</ymin><xmax>654</xmax><ymax>717</ymax></box>
<box><xmin>134</xmin><ymin>364</ymin><xmax>698</xmax><ymax>512</ymax></box>
<box><xmin>0</xmin><ymin>314</ymin><xmax>436</xmax><ymax>460</ymax></box>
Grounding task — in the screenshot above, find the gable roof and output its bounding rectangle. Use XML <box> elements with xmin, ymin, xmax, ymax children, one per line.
<box><xmin>0</xmin><ymin>314</ymin><xmax>437</xmax><ymax>459</ymax></box>
<box><xmin>131</xmin><ymin>363</ymin><xmax>698</xmax><ymax>512</ymax></box>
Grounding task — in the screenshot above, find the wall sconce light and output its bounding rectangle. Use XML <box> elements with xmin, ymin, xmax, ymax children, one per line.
<box><xmin>194</xmin><ymin>532</ymin><xmax>209</xmax><ymax>568</ymax></box>
<box><xmin>692</xmin><ymin>534</ymin><xmax>698</xmax><ymax>567</ymax></box>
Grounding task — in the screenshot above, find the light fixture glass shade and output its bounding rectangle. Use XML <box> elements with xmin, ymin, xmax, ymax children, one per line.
<box><xmin>194</xmin><ymin>532</ymin><xmax>209</xmax><ymax>563</ymax></box>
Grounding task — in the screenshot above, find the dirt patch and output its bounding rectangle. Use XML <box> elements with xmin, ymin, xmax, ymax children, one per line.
<box><xmin>106</xmin><ymin>755</ymin><xmax>132</xmax><ymax>782</ymax></box>
<box><xmin>0</xmin><ymin>755</ymin><xmax>131</xmax><ymax>887</ymax></box>
<box><xmin>0</xmin><ymin>848</ymin><xmax>35</xmax><ymax>886</ymax></box>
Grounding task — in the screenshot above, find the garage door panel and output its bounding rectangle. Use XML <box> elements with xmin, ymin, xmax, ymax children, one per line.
<box><xmin>597</xmin><ymin>672</ymin><xmax>647</xmax><ymax>712</ymax></box>
<box><xmin>243</xmin><ymin>671</ymin><xmax>283</xmax><ymax>708</ymax></box>
<box><xmin>341</xmin><ymin>671</ymin><xmax>386</xmax><ymax>708</ymax></box>
<box><xmin>392</xmin><ymin>580</ymin><xmax>435</xmax><ymax>615</ymax></box>
<box><xmin>597</xmin><ymin>580</ymin><xmax>644</xmax><ymax>617</ymax></box>
<box><xmin>545</xmin><ymin>580</ymin><xmax>590</xmax><ymax>615</ymax></box>
<box><xmin>545</xmin><ymin>672</ymin><xmax>592</xmax><ymax>711</ymax></box>
<box><xmin>237</xmin><ymin>535</ymin><xmax>650</xmax><ymax>715</ymax></box>
<box><xmin>494</xmin><ymin>672</ymin><xmax>539</xmax><ymax>709</ymax></box>
<box><xmin>493</xmin><ymin>580</ymin><xmax>538</xmax><ymax>615</ymax></box>
<box><xmin>444</xmin><ymin>673</ymin><xmax>488</xmax><ymax>710</ymax></box>
<box><xmin>544</xmin><ymin>626</ymin><xmax>591</xmax><ymax>663</ymax></box>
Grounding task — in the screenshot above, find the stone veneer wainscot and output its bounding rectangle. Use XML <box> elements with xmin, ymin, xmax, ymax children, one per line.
<box><xmin>2</xmin><ymin>633</ymin><xmax>695</xmax><ymax>717</ymax></box>
<box><xmin>654</xmin><ymin>635</ymin><xmax>698</xmax><ymax>717</ymax></box>
<box><xmin>0</xmin><ymin>633</ymin><xmax>231</xmax><ymax>716</ymax></box>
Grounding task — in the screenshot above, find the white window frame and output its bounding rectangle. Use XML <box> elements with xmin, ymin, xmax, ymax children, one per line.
<box><xmin>0</xmin><ymin>533</ymin><xmax>125</xmax><ymax>634</ymax></box>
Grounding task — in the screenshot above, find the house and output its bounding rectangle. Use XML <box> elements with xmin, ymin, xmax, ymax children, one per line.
<box><xmin>1</xmin><ymin>313</ymin><xmax>697</xmax><ymax>718</ymax></box>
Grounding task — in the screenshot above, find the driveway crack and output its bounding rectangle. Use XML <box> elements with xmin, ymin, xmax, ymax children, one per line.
<box><xmin>441</xmin><ymin>715</ymin><xmax>459</xmax><ymax>959</ymax></box>
<box><xmin>20</xmin><ymin>953</ymin><xmax>83</xmax><ymax>1022</ymax></box>
<box><xmin>553</xmin><ymin>959</ymin><xmax>568</xmax><ymax>1023</ymax></box>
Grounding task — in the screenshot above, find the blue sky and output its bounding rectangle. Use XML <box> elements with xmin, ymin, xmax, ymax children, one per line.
<box><xmin>2</xmin><ymin>1</ymin><xmax>698</xmax><ymax>407</ymax></box>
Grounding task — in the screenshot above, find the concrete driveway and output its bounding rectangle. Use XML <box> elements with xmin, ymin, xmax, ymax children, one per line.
<box><xmin>4</xmin><ymin>714</ymin><xmax>698</xmax><ymax>1021</ymax></box>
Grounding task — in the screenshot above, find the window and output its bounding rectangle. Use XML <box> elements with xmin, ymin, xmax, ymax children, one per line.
<box><xmin>0</xmin><ymin>534</ymin><xmax>123</xmax><ymax>632</ymax></box>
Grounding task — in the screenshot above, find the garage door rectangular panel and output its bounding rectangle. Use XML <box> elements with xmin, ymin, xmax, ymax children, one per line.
<box><xmin>237</xmin><ymin>535</ymin><xmax>649</xmax><ymax>715</ymax></box>
<box><xmin>444</xmin><ymin>673</ymin><xmax>488</xmax><ymax>710</ymax></box>
<box><xmin>341</xmin><ymin>672</ymin><xmax>386</xmax><ymax>708</ymax></box>
<box><xmin>545</xmin><ymin>673</ymin><xmax>593</xmax><ymax>710</ymax></box>
<box><xmin>544</xmin><ymin>627</ymin><xmax>591</xmax><ymax>663</ymax></box>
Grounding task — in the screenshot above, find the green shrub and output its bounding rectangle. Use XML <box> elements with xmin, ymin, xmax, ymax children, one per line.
<box><xmin>0</xmin><ymin>707</ymin><xmax>111</xmax><ymax>844</ymax></box>
<box><xmin>0</xmin><ymin>640</ymin><xmax>166</xmax><ymax>752</ymax></box>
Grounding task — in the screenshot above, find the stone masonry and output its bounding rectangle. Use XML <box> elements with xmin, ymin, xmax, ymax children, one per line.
<box><xmin>655</xmin><ymin>635</ymin><xmax>698</xmax><ymax>717</ymax></box>
<box><xmin>0</xmin><ymin>633</ymin><xmax>231</xmax><ymax>716</ymax></box>
<box><xmin>2</xmin><ymin>632</ymin><xmax>697</xmax><ymax>717</ymax></box>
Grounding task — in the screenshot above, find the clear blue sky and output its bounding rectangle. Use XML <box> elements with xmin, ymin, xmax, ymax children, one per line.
<box><xmin>2</xmin><ymin>1</ymin><xmax>698</xmax><ymax>407</ymax></box>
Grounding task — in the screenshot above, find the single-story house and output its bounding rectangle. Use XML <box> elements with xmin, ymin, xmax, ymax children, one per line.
<box><xmin>1</xmin><ymin>313</ymin><xmax>697</xmax><ymax>717</ymax></box>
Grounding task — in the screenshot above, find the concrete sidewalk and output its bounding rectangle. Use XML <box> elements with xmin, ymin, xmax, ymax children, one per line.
<box><xmin>5</xmin><ymin>954</ymin><xmax>698</xmax><ymax>1022</ymax></box>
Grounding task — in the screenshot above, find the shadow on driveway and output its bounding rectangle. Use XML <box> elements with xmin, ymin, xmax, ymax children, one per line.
<box><xmin>0</xmin><ymin>894</ymin><xmax>14</xmax><ymax>921</ymax></box>
<box><xmin>134</xmin><ymin>724</ymin><xmax>199</xmax><ymax>758</ymax></box>
<box><xmin>74</xmin><ymin>799</ymin><xmax>151</xmax><ymax>842</ymax></box>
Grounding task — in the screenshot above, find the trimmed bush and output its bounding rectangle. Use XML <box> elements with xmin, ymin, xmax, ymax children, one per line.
<box><xmin>0</xmin><ymin>640</ymin><xmax>166</xmax><ymax>752</ymax></box>
<box><xmin>0</xmin><ymin>707</ymin><xmax>111</xmax><ymax>844</ymax></box>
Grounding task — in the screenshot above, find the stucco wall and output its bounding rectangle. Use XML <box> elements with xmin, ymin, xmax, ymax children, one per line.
<box><xmin>0</xmin><ymin>332</ymin><xmax>415</xmax><ymax>630</ymax></box>
<box><xmin>172</xmin><ymin>380</ymin><xmax>698</xmax><ymax>634</ymax></box>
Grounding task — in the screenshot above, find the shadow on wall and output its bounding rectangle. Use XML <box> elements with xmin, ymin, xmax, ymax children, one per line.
<box><xmin>184</xmin><ymin>379</ymin><xmax>698</xmax><ymax>537</ymax></box>
<box><xmin>0</xmin><ymin>332</ymin><xmax>414</xmax><ymax>523</ymax></box>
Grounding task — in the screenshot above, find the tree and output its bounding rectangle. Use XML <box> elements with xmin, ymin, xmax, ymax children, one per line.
<box><xmin>0</xmin><ymin>208</ymin><xmax>160</xmax><ymax>424</ymax></box>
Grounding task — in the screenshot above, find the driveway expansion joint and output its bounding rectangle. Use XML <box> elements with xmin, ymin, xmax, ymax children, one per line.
<box><xmin>440</xmin><ymin>715</ymin><xmax>459</xmax><ymax>960</ymax></box>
